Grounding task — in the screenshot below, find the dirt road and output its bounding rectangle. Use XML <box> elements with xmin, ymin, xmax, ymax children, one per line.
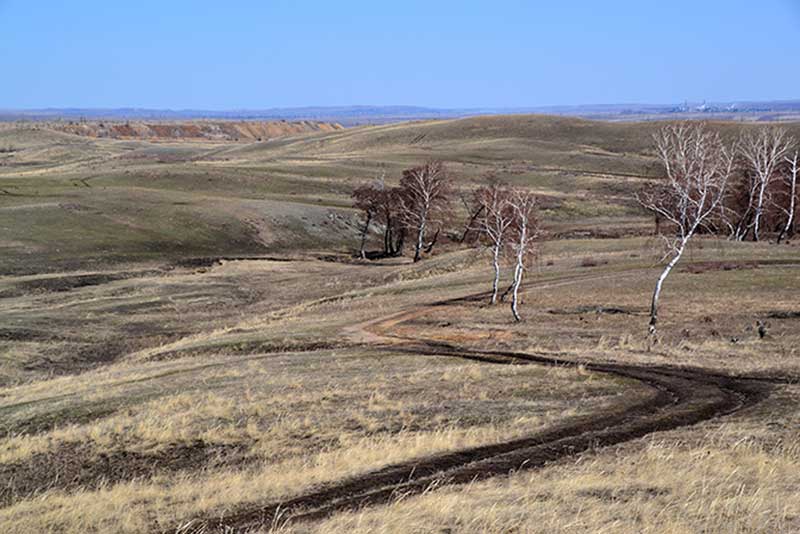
<box><xmin>175</xmin><ymin>272</ymin><xmax>793</xmax><ymax>533</ymax></box>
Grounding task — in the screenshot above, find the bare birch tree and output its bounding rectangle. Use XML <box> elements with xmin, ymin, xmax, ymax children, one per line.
<box><xmin>726</xmin><ymin>168</ymin><xmax>760</xmax><ymax>241</ymax></box>
<box><xmin>352</xmin><ymin>176</ymin><xmax>407</xmax><ymax>258</ymax></box>
<box><xmin>397</xmin><ymin>161</ymin><xmax>452</xmax><ymax>262</ymax></box>
<box><xmin>377</xmin><ymin>187</ymin><xmax>405</xmax><ymax>257</ymax></box>
<box><xmin>777</xmin><ymin>152</ymin><xmax>798</xmax><ymax>244</ymax></box>
<box><xmin>459</xmin><ymin>172</ymin><xmax>499</xmax><ymax>244</ymax></box>
<box><xmin>638</xmin><ymin>123</ymin><xmax>734</xmax><ymax>337</ymax></box>
<box><xmin>506</xmin><ymin>189</ymin><xmax>539</xmax><ymax>322</ymax></box>
<box><xmin>352</xmin><ymin>174</ymin><xmax>385</xmax><ymax>259</ymax></box>
<box><xmin>738</xmin><ymin>126</ymin><xmax>794</xmax><ymax>241</ymax></box>
<box><xmin>459</xmin><ymin>191</ymin><xmax>485</xmax><ymax>243</ymax></box>
<box><xmin>475</xmin><ymin>181</ymin><xmax>514</xmax><ymax>304</ymax></box>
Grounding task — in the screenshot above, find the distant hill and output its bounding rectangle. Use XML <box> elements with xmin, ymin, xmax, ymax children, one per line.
<box><xmin>2</xmin><ymin>100</ymin><xmax>800</xmax><ymax>125</ymax></box>
<box><xmin>2</xmin><ymin>113</ymin><xmax>800</xmax><ymax>273</ymax></box>
<box><xmin>43</xmin><ymin>120</ymin><xmax>343</xmax><ymax>142</ymax></box>
<box><xmin>218</xmin><ymin>113</ymin><xmax>800</xmax><ymax>177</ymax></box>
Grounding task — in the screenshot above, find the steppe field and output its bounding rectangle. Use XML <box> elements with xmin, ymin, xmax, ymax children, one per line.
<box><xmin>0</xmin><ymin>115</ymin><xmax>798</xmax><ymax>533</ymax></box>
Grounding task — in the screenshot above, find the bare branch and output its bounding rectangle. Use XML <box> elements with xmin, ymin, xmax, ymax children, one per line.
<box><xmin>474</xmin><ymin>180</ymin><xmax>515</xmax><ymax>304</ymax></box>
<box><xmin>737</xmin><ymin>126</ymin><xmax>795</xmax><ymax>241</ymax></box>
<box><xmin>396</xmin><ymin>161</ymin><xmax>453</xmax><ymax>262</ymax></box>
<box><xmin>637</xmin><ymin>122</ymin><xmax>734</xmax><ymax>337</ymax></box>
<box><xmin>505</xmin><ymin>188</ymin><xmax>539</xmax><ymax>321</ymax></box>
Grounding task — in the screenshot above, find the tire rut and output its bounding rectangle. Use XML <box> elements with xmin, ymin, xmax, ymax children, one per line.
<box><xmin>170</xmin><ymin>266</ymin><xmax>798</xmax><ymax>532</ymax></box>
<box><xmin>175</xmin><ymin>343</ymin><xmax>774</xmax><ymax>534</ymax></box>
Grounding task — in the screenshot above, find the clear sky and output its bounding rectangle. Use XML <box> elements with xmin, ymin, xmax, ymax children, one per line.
<box><xmin>2</xmin><ymin>0</ymin><xmax>799</xmax><ymax>109</ymax></box>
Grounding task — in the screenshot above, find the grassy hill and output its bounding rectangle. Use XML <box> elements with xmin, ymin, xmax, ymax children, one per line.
<box><xmin>2</xmin><ymin>115</ymin><xmax>798</xmax><ymax>273</ymax></box>
<box><xmin>1</xmin><ymin>115</ymin><xmax>800</xmax><ymax>533</ymax></box>
<box><xmin>217</xmin><ymin>114</ymin><xmax>661</xmax><ymax>174</ymax></box>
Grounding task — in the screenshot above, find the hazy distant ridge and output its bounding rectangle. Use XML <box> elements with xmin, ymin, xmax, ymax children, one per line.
<box><xmin>3</xmin><ymin>100</ymin><xmax>800</xmax><ymax>124</ymax></box>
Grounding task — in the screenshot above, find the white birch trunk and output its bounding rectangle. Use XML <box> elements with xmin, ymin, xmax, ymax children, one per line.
<box><xmin>359</xmin><ymin>211</ymin><xmax>372</xmax><ymax>259</ymax></box>
<box><xmin>510</xmin><ymin>222</ymin><xmax>527</xmax><ymax>322</ymax></box>
<box><xmin>490</xmin><ymin>243</ymin><xmax>501</xmax><ymax>305</ymax></box>
<box><xmin>753</xmin><ymin>180</ymin><xmax>768</xmax><ymax>242</ymax></box>
<box><xmin>511</xmin><ymin>259</ymin><xmax>523</xmax><ymax>322</ymax></box>
<box><xmin>648</xmin><ymin>237</ymin><xmax>688</xmax><ymax>335</ymax></box>
<box><xmin>414</xmin><ymin>217</ymin><xmax>426</xmax><ymax>262</ymax></box>
<box><xmin>778</xmin><ymin>156</ymin><xmax>798</xmax><ymax>244</ymax></box>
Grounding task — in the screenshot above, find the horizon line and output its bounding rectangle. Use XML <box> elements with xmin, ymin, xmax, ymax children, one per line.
<box><xmin>4</xmin><ymin>98</ymin><xmax>800</xmax><ymax>113</ymax></box>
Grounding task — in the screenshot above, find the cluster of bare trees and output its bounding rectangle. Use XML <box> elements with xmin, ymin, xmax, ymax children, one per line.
<box><xmin>352</xmin><ymin>162</ymin><xmax>452</xmax><ymax>262</ymax></box>
<box><xmin>471</xmin><ymin>182</ymin><xmax>539</xmax><ymax>321</ymax></box>
<box><xmin>353</xmin><ymin>163</ymin><xmax>541</xmax><ymax>321</ymax></box>
<box><xmin>353</xmin><ymin>123</ymin><xmax>794</xmax><ymax>333</ymax></box>
<box><xmin>638</xmin><ymin>122</ymin><xmax>798</xmax><ymax>337</ymax></box>
<box><xmin>716</xmin><ymin>126</ymin><xmax>798</xmax><ymax>243</ymax></box>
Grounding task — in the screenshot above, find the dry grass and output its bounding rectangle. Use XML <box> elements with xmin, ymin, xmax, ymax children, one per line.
<box><xmin>2</xmin><ymin>236</ymin><xmax>798</xmax><ymax>532</ymax></box>
<box><xmin>2</xmin><ymin>119</ymin><xmax>800</xmax><ymax>532</ymax></box>
<box><xmin>404</xmin><ymin>238</ymin><xmax>800</xmax><ymax>376</ymax></box>
<box><xmin>0</xmin><ymin>351</ymin><xmax>627</xmax><ymax>533</ymax></box>
<box><xmin>0</xmin><ymin>254</ymin><xmax>636</xmax><ymax>532</ymax></box>
<box><xmin>292</xmin><ymin>385</ymin><xmax>800</xmax><ymax>534</ymax></box>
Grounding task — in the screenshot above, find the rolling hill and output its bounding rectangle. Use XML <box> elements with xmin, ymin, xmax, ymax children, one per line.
<box><xmin>2</xmin><ymin>114</ymin><xmax>798</xmax><ymax>273</ymax></box>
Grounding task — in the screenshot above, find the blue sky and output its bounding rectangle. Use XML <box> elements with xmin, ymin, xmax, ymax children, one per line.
<box><xmin>1</xmin><ymin>0</ymin><xmax>799</xmax><ymax>109</ymax></box>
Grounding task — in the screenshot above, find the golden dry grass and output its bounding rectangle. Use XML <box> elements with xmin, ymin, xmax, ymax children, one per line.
<box><xmin>291</xmin><ymin>384</ymin><xmax>800</xmax><ymax>534</ymax></box>
<box><xmin>0</xmin><ymin>250</ymin><xmax>639</xmax><ymax>533</ymax></box>
<box><xmin>1</xmin><ymin>237</ymin><xmax>797</xmax><ymax>532</ymax></box>
<box><xmin>0</xmin><ymin>351</ymin><xmax>628</xmax><ymax>533</ymax></box>
<box><xmin>2</xmin><ymin>118</ymin><xmax>800</xmax><ymax>533</ymax></box>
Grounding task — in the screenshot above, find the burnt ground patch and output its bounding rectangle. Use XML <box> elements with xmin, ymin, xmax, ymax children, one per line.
<box><xmin>682</xmin><ymin>261</ymin><xmax>759</xmax><ymax>274</ymax></box>
<box><xmin>766</xmin><ymin>310</ymin><xmax>800</xmax><ymax>320</ymax></box>
<box><xmin>0</xmin><ymin>396</ymin><xmax>137</xmax><ymax>439</ymax></box>
<box><xmin>576</xmin><ymin>485</ymin><xmax>671</xmax><ymax>502</ymax></box>
<box><xmin>19</xmin><ymin>340</ymin><xmax>131</xmax><ymax>374</ymax></box>
<box><xmin>14</xmin><ymin>273</ymin><xmax>128</xmax><ymax>294</ymax></box>
<box><xmin>547</xmin><ymin>305</ymin><xmax>642</xmax><ymax>316</ymax></box>
<box><xmin>16</xmin><ymin>335</ymin><xmax>184</xmax><ymax>381</ymax></box>
<box><xmin>0</xmin><ymin>269</ymin><xmax>163</xmax><ymax>298</ymax></box>
<box><xmin>173</xmin><ymin>256</ymin><xmax>293</xmax><ymax>270</ymax></box>
<box><xmin>552</xmin><ymin>227</ymin><xmax>652</xmax><ymax>240</ymax></box>
<box><xmin>0</xmin><ymin>382</ymin><xmax>186</xmax><ymax>440</ymax></box>
<box><xmin>0</xmin><ymin>439</ymin><xmax>251</xmax><ymax>507</ymax></box>
<box><xmin>0</xmin><ymin>328</ymin><xmax>55</xmax><ymax>342</ymax></box>
<box><xmin>147</xmin><ymin>339</ymin><xmax>350</xmax><ymax>362</ymax></box>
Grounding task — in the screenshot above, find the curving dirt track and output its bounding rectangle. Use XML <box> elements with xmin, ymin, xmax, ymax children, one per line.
<box><xmin>168</xmin><ymin>270</ymin><xmax>800</xmax><ymax>534</ymax></box>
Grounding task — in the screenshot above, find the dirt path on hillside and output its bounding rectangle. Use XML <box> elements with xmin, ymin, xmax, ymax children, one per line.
<box><xmin>175</xmin><ymin>271</ymin><xmax>795</xmax><ymax>534</ymax></box>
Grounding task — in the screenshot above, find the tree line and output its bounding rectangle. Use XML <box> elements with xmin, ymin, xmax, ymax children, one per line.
<box><xmin>351</xmin><ymin>123</ymin><xmax>798</xmax><ymax>334</ymax></box>
<box><xmin>718</xmin><ymin>126</ymin><xmax>797</xmax><ymax>243</ymax></box>
<box><xmin>639</xmin><ymin>123</ymin><xmax>797</xmax><ymax>337</ymax></box>
<box><xmin>352</xmin><ymin>162</ymin><xmax>540</xmax><ymax>321</ymax></box>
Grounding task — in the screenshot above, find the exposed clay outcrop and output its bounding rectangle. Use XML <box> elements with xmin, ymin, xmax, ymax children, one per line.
<box><xmin>46</xmin><ymin>120</ymin><xmax>343</xmax><ymax>142</ymax></box>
